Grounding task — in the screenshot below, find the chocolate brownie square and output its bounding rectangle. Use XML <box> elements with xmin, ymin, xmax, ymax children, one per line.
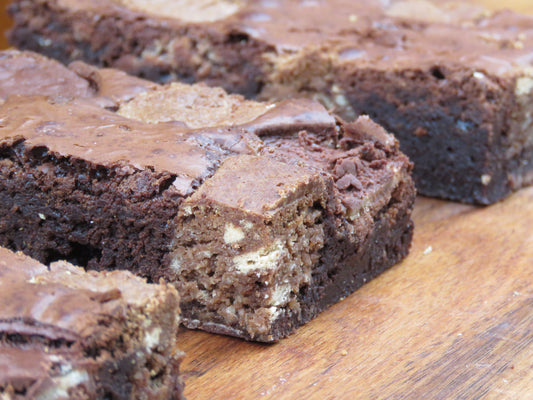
<box><xmin>0</xmin><ymin>52</ymin><xmax>415</xmax><ymax>341</ymax></box>
<box><xmin>0</xmin><ymin>247</ymin><xmax>184</xmax><ymax>400</ymax></box>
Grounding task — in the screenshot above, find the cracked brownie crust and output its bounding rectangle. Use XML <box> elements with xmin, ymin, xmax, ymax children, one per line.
<box><xmin>0</xmin><ymin>51</ymin><xmax>415</xmax><ymax>341</ymax></box>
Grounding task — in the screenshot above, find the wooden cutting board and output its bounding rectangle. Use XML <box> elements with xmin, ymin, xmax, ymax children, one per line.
<box><xmin>1</xmin><ymin>1</ymin><xmax>532</xmax><ymax>399</ymax></box>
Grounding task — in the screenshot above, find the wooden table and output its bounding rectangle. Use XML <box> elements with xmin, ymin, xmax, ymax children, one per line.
<box><xmin>1</xmin><ymin>1</ymin><xmax>532</xmax><ymax>399</ymax></box>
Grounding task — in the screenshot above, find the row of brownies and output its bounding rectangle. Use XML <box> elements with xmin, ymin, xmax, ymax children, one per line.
<box><xmin>3</xmin><ymin>0</ymin><xmax>533</xmax><ymax>398</ymax></box>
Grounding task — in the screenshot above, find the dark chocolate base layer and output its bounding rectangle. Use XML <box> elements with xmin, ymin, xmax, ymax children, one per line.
<box><xmin>0</xmin><ymin>137</ymin><xmax>182</xmax><ymax>279</ymax></box>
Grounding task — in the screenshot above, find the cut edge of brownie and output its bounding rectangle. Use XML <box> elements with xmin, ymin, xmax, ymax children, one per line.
<box><xmin>169</xmin><ymin>154</ymin><xmax>330</xmax><ymax>341</ymax></box>
<box><xmin>174</xmin><ymin>154</ymin><xmax>414</xmax><ymax>341</ymax></box>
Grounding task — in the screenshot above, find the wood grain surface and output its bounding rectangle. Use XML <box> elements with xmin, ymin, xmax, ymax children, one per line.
<box><xmin>0</xmin><ymin>0</ymin><xmax>532</xmax><ymax>399</ymax></box>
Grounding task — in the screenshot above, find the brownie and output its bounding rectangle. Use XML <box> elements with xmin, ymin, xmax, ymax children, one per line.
<box><xmin>0</xmin><ymin>53</ymin><xmax>415</xmax><ymax>341</ymax></box>
<box><xmin>0</xmin><ymin>247</ymin><xmax>184</xmax><ymax>400</ymax></box>
<box><xmin>0</xmin><ymin>49</ymin><xmax>92</xmax><ymax>102</ymax></box>
<box><xmin>0</xmin><ymin>49</ymin><xmax>159</xmax><ymax>109</ymax></box>
<box><xmin>8</xmin><ymin>0</ymin><xmax>533</xmax><ymax>204</ymax></box>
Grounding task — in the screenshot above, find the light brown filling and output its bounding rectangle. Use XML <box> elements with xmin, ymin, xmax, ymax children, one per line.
<box><xmin>170</xmin><ymin>189</ymin><xmax>325</xmax><ymax>339</ymax></box>
<box><xmin>118</xmin><ymin>82</ymin><xmax>273</xmax><ymax>128</ymax></box>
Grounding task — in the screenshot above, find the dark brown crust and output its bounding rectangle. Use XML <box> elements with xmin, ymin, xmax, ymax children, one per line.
<box><xmin>9</xmin><ymin>0</ymin><xmax>533</xmax><ymax>204</ymax></box>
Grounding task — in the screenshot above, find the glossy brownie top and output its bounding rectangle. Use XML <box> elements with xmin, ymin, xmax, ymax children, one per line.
<box><xmin>0</xmin><ymin>50</ymin><xmax>159</xmax><ymax>107</ymax></box>
<box><xmin>57</xmin><ymin>0</ymin><xmax>533</xmax><ymax>75</ymax></box>
<box><xmin>0</xmin><ymin>50</ymin><xmax>92</xmax><ymax>101</ymax></box>
<box><xmin>0</xmin><ymin>50</ymin><xmax>410</xmax><ymax>221</ymax></box>
<box><xmin>0</xmin><ymin>247</ymin><xmax>175</xmax><ymax>339</ymax></box>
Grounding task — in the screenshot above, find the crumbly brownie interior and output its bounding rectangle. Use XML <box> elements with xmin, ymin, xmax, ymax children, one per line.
<box><xmin>170</xmin><ymin>155</ymin><xmax>328</xmax><ymax>340</ymax></box>
<box><xmin>0</xmin><ymin>97</ymin><xmax>224</xmax><ymax>278</ymax></box>
<box><xmin>10</xmin><ymin>0</ymin><xmax>533</xmax><ymax>203</ymax></box>
<box><xmin>0</xmin><ymin>248</ymin><xmax>183</xmax><ymax>400</ymax></box>
<box><xmin>0</xmin><ymin>67</ymin><xmax>414</xmax><ymax>341</ymax></box>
